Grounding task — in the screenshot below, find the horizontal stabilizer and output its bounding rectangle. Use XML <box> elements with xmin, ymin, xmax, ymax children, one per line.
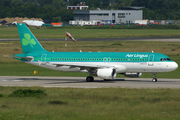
<box><xmin>4</xmin><ymin>55</ymin><xmax>33</xmax><ymax>61</ymax></box>
<box><xmin>3</xmin><ymin>55</ymin><xmax>14</xmax><ymax>58</ymax></box>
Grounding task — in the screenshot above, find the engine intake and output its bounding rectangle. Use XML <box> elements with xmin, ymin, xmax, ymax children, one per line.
<box><xmin>96</xmin><ymin>68</ymin><xmax>116</xmax><ymax>79</ymax></box>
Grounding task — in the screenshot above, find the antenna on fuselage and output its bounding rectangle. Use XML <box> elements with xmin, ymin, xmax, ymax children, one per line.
<box><xmin>152</xmin><ymin>50</ymin><xmax>154</xmax><ymax>53</ymax></box>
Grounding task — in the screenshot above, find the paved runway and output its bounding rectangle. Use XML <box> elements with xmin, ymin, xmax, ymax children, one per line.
<box><xmin>0</xmin><ymin>76</ymin><xmax>180</xmax><ymax>88</ymax></box>
<box><xmin>0</xmin><ymin>36</ymin><xmax>180</xmax><ymax>42</ymax></box>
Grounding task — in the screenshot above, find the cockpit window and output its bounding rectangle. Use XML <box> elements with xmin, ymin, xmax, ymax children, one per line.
<box><xmin>167</xmin><ymin>58</ymin><xmax>171</xmax><ymax>61</ymax></box>
<box><xmin>160</xmin><ymin>58</ymin><xmax>172</xmax><ymax>61</ymax></box>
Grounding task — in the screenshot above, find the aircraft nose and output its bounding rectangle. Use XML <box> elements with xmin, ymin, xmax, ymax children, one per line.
<box><xmin>170</xmin><ymin>62</ymin><xmax>178</xmax><ymax>71</ymax></box>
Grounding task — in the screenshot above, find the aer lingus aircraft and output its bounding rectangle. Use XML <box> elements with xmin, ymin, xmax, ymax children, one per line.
<box><xmin>14</xmin><ymin>23</ymin><xmax>178</xmax><ymax>82</ymax></box>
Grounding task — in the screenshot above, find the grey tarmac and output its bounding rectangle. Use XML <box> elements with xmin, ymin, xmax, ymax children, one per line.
<box><xmin>0</xmin><ymin>76</ymin><xmax>180</xmax><ymax>89</ymax></box>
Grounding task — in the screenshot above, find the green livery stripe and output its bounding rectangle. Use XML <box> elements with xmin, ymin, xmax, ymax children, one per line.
<box><xmin>15</xmin><ymin>52</ymin><xmax>172</xmax><ymax>63</ymax></box>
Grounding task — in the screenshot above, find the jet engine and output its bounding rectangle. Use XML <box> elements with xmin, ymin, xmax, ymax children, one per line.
<box><xmin>96</xmin><ymin>68</ymin><xmax>116</xmax><ymax>79</ymax></box>
<box><xmin>122</xmin><ymin>72</ymin><xmax>142</xmax><ymax>78</ymax></box>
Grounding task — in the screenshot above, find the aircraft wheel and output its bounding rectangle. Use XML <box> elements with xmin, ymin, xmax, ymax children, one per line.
<box><xmin>86</xmin><ymin>76</ymin><xmax>94</xmax><ymax>82</ymax></box>
<box><xmin>152</xmin><ymin>78</ymin><xmax>157</xmax><ymax>82</ymax></box>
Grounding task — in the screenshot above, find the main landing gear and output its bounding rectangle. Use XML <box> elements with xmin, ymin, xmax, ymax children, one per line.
<box><xmin>86</xmin><ymin>76</ymin><xmax>94</xmax><ymax>82</ymax></box>
<box><xmin>152</xmin><ymin>73</ymin><xmax>157</xmax><ymax>82</ymax></box>
<box><xmin>86</xmin><ymin>71</ymin><xmax>95</xmax><ymax>82</ymax></box>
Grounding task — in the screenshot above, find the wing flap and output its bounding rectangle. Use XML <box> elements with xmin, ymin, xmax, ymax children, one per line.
<box><xmin>53</xmin><ymin>63</ymin><xmax>103</xmax><ymax>69</ymax></box>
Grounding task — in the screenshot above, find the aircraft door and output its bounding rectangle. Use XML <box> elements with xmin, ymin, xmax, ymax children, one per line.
<box><xmin>103</xmin><ymin>57</ymin><xmax>111</xmax><ymax>63</ymax></box>
<box><xmin>41</xmin><ymin>54</ymin><xmax>47</xmax><ymax>62</ymax></box>
<box><xmin>148</xmin><ymin>54</ymin><xmax>154</xmax><ymax>66</ymax></box>
<box><xmin>103</xmin><ymin>57</ymin><xmax>111</xmax><ymax>64</ymax></box>
<box><xmin>103</xmin><ymin>57</ymin><xmax>107</xmax><ymax>63</ymax></box>
<box><xmin>108</xmin><ymin>57</ymin><xmax>110</xmax><ymax>63</ymax></box>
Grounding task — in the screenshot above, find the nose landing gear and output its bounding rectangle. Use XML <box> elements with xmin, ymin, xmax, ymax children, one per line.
<box><xmin>152</xmin><ymin>73</ymin><xmax>157</xmax><ymax>82</ymax></box>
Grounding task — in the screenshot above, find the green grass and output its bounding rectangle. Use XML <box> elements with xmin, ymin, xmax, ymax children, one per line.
<box><xmin>0</xmin><ymin>27</ymin><xmax>180</xmax><ymax>120</ymax></box>
<box><xmin>1</xmin><ymin>26</ymin><xmax>180</xmax><ymax>39</ymax></box>
<box><xmin>0</xmin><ymin>87</ymin><xmax>180</xmax><ymax>120</ymax></box>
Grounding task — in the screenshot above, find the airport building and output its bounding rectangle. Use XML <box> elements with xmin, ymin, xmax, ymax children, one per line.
<box><xmin>67</xmin><ymin>2</ymin><xmax>88</xmax><ymax>10</ymax></box>
<box><xmin>73</xmin><ymin>7</ymin><xmax>143</xmax><ymax>24</ymax></box>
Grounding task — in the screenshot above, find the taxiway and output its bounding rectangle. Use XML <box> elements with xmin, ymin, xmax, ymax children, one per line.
<box><xmin>0</xmin><ymin>76</ymin><xmax>180</xmax><ymax>88</ymax></box>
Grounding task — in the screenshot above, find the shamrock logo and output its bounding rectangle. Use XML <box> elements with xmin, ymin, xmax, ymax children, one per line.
<box><xmin>22</xmin><ymin>33</ymin><xmax>36</xmax><ymax>47</ymax></box>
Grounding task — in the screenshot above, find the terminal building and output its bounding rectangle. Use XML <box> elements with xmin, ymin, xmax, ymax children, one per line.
<box><xmin>73</xmin><ymin>7</ymin><xmax>144</xmax><ymax>25</ymax></box>
<box><xmin>67</xmin><ymin>2</ymin><xmax>89</xmax><ymax>10</ymax></box>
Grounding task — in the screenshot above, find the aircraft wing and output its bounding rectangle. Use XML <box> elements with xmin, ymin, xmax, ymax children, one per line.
<box><xmin>52</xmin><ymin>63</ymin><xmax>107</xmax><ymax>69</ymax></box>
<box><xmin>51</xmin><ymin>62</ymin><xmax>126</xmax><ymax>73</ymax></box>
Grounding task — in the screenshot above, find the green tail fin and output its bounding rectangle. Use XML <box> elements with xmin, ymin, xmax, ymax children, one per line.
<box><xmin>17</xmin><ymin>23</ymin><xmax>46</xmax><ymax>53</ymax></box>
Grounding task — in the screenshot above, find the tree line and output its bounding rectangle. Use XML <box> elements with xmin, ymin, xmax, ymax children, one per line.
<box><xmin>0</xmin><ymin>0</ymin><xmax>180</xmax><ymax>22</ymax></box>
<box><xmin>0</xmin><ymin>0</ymin><xmax>73</xmax><ymax>22</ymax></box>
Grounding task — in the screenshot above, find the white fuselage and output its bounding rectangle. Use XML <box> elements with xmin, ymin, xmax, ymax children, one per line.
<box><xmin>28</xmin><ymin>61</ymin><xmax>178</xmax><ymax>73</ymax></box>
